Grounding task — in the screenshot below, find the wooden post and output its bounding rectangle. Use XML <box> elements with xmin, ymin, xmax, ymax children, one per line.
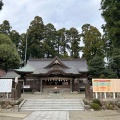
<box><xmin>23</xmin><ymin>80</ymin><xmax>24</xmax><ymax>93</ymax></box>
<box><xmin>40</xmin><ymin>79</ymin><xmax>42</xmax><ymax>92</ymax></box>
<box><xmin>70</xmin><ymin>79</ymin><xmax>72</xmax><ymax>93</ymax></box>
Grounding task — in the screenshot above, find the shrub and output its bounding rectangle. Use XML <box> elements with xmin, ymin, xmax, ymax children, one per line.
<box><xmin>0</xmin><ymin>101</ymin><xmax>5</xmax><ymax>106</ymax></box>
<box><xmin>92</xmin><ymin>99</ymin><xmax>101</xmax><ymax>106</ymax></box>
<box><xmin>90</xmin><ymin>103</ymin><xmax>101</xmax><ymax>110</ymax></box>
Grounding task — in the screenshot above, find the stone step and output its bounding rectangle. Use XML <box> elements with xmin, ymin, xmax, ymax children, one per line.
<box><xmin>22</xmin><ymin>104</ymin><xmax>81</xmax><ymax>107</ymax></box>
<box><xmin>20</xmin><ymin>99</ymin><xmax>84</xmax><ymax>111</ymax></box>
<box><xmin>22</xmin><ymin>102</ymin><xmax>83</xmax><ymax>104</ymax></box>
<box><xmin>26</xmin><ymin>99</ymin><xmax>81</xmax><ymax>102</ymax></box>
<box><xmin>24</xmin><ymin>102</ymin><xmax>82</xmax><ymax>104</ymax></box>
<box><xmin>21</xmin><ymin>106</ymin><xmax>84</xmax><ymax>108</ymax></box>
<box><xmin>20</xmin><ymin>108</ymin><xmax>84</xmax><ymax>111</ymax></box>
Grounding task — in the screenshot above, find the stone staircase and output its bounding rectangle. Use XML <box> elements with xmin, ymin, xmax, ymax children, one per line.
<box><xmin>20</xmin><ymin>99</ymin><xmax>84</xmax><ymax>111</ymax></box>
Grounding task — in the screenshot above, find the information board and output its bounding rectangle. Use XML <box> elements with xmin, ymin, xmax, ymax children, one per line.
<box><xmin>0</xmin><ymin>79</ymin><xmax>12</xmax><ymax>93</ymax></box>
<box><xmin>92</xmin><ymin>79</ymin><xmax>120</xmax><ymax>92</ymax></box>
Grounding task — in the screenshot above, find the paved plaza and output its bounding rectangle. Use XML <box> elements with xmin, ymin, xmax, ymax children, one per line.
<box><xmin>23</xmin><ymin>111</ymin><xmax>69</xmax><ymax>120</ymax></box>
<box><xmin>0</xmin><ymin>93</ymin><xmax>120</xmax><ymax>120</ymax></box>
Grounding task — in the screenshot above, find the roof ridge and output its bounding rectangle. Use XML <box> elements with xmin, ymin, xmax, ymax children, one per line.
<box><xmin>28</xmin><ymin>58</ymin><xmax>86</xmax><ymax>61</ymax></box>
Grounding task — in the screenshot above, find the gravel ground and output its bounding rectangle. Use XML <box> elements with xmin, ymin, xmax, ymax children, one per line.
<box><xmin>0</xmin><ymin>110</ymin><xmax>120</xmax><ymax>120</ymax></box>
<box><xmin>69</xmin><ymin>110</ymin><xmax>120</xmax><ymax>120</ymax></box>
<box><xmin>0</xmin><ymin>116</ymin><xmax>22</xmax><ymax>120</ymax></box>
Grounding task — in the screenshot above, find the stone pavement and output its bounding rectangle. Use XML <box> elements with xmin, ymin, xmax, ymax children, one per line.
<box><xmin>23</xmin><ymin>111</ymin><xmax>69</xmax><ymax>120</ymax></box>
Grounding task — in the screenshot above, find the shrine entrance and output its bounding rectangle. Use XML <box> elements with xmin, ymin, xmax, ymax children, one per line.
<box><xmin>41</xmin><ymin>77</ymin><xmax>72</xmax><ymax>93</ymax></box>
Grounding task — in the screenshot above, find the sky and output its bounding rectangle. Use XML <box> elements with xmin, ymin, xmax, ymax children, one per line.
<box><xmin>0</xmin><ymin>0</ymin><xmax>105</xmax><ymax>34</ymax></box>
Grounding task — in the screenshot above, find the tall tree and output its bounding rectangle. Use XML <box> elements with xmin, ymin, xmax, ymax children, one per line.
<box><xmin>81</xmin><ymin>24</ymin><xmax>104</xmax><ymax>62</ymax></box>
<box><xmin>101</xmin><ymin>0</ymin><xmax>120</xmax><ymax>48</ymax></box>
<box><xmin>0</xmin><ymin>34</ymin><xmax>20</xmax><ymax>70</ymax></box>
<box><xmin>0</xmin><ymin>0</ymin><xmax>3</xmax><ymax>10</ymax></box>
<box><xmin>56</xmin><ymin>28</ymin><xmax>70</xmax><ymax>58</ymax></box>
<box><xmin>88</xmin><ymin>56</ymin><xmax>105</xmax><ymax>78</ymax></box>
<box><xmin>43</xmin><ymin>23</ymin><xmax>57</xmax><ymax>58</ymax></box>
<box><xmin>108</xmin><ymin>48</ymin><xmax>120</xmax><ymax>78</ymax></box>
<box><xmin>0</xmin><ymin>20</ymin><xmax>11</xmax><ymax>35</ymax></box>
<box><xmin>10</xmin><ymin>30</ymin><xmax>21</xmax><ymax>48</ymax></box>
<box><xmin>68</xmin><ymin>28</ymin><xmax>80</xmax><ymax>58</ymax></box>
<box><xmin>27</xmin><ymin>16</ymin><xmax>45</xmax><ymax>58</ymax></box>
<box><xmin>102</xmin><ymin>30</ymin><xmax>112</xmax><ymax>61</ymax></box>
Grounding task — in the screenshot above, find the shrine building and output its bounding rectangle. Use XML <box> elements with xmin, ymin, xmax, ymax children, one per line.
<box><xmin>3</xmin><ymin>57</ymin><xmax>88</xmax><ymax>93</ymax></box>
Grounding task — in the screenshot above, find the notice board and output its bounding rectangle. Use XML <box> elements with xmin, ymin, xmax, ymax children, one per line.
<box><xmin>92</xmin><ymin>79</ymin><xmax>120</xmax><ymax>92</ymax></box>
<box><xmin>0</xmin><ymin>79</ymin><xmax>12</xmax><ymax>93</ymax></box>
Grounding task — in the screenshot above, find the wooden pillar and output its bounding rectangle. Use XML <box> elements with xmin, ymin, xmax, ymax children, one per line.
<box><xmin>23</xmin><ymin>80</ymin><xmax>24</xmax><ymax>93</ymax></box>
<box><xmin>23</xmin><ymin>76</ymin><xmax>26</xmax><ymax>93</ymax></box>
<box><xmin>70</xmin><ymin>79</ymin><xmax>72</xmax><ymax>93</ymax></box>
<box><xmin>40</xmin><ymin>79</ymin><xmax>42</xmax><ymax>92</ymax></box>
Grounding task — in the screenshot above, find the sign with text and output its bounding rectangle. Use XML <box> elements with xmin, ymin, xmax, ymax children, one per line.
<box><xmin>92</xmin><ymin>79</ymin><xmax>120</xmax><ymax>92</ymax></box>
<box><xmin>0</xmin><ymin>79</ymin><xmax>12</xmax><ymax>93</ymax></box>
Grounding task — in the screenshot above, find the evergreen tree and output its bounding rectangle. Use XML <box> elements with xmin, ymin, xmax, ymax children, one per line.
<box><xmin>68</xmin><ymin>28</ymin><xmax>80</xmax><ymax>58</ymax></box>
<box><xmin>56</xmin><ymin>28</ymin><xmax>70</xmax><ymax>58</ymax></box>
<box><xmin>88</xmin><ymin>56</ymin><xmax>105</xmax><ymax>78</ymax></box>
<box><xmin>101</xmin><ymin>0</ymin><xmax>120</xmax><ymax>48</ymax></box>
<box><xmin>0</xmin><ymin>34</ymin><xmax>20</xmax><ymax>70</ymax></box>
<box><xmin>108</xmin><ymin>48</ymin><xmax>120</xmax><ymax>78</ymax></box>
<box><xmin>81</xmin><ymin>24</ymin><xmax>104</xmax><ymax>61</ymax></box>
<box><xmin>0</xmin><ymin>20</ymin><xmax>11</xmax><ymax>35</ymax></box>
<box><xmin>27</xmin><ymin>16</ymin><xmax>45</xmax><ymax>58</ymax></box>
<box><xmin>0</xmin><ymin>0</ymin><xmax>3</xmax><ymax>10</ymax></box>
<box><xmin>44</xmin><ymin>23</ymin><xmax>57</xmax><ymax>58</ymax></box>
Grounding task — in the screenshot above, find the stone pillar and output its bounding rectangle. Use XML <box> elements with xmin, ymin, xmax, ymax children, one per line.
<box><xmin>85</xmin><ymin>83</ymin><xmax>93</xmax><ymax>100</ymax></box>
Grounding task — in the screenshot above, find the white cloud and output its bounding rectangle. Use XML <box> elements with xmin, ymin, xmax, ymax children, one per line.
<box><xmin>0</xmin><ymin>0</ymin><xmax>104</xmax><ymax>34</ymax></box>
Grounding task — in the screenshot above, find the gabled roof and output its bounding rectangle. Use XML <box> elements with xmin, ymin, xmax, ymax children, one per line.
<box><xmin>44</xmin><ymin>56</ymin><xmax>69</xmax><ymax>68</ymax></box>
<box><xmin>14</xmin><ymin>57</ymin><xmax>88</xmax><ymax>75</ymax></box>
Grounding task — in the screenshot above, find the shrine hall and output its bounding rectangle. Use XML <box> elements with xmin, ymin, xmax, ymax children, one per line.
<box><xmin>7</xmin><ymin>57</ymin><xmax>88</xmax><ymax>93</ymax></box>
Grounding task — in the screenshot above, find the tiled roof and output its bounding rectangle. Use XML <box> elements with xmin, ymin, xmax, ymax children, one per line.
<box><xmin>15</xmin><ymin>64</ymin><xmax>34</xmax><ymax>73</ymax></box>
<box><xmin>0</xmin><ymin>70</ymin><xmax>20</xmax><ymax>79</ymax></box>
<box><xmin>15</xmin><ymin>57</ymin><xmax>88</xmax><ymax>75</ymax></box>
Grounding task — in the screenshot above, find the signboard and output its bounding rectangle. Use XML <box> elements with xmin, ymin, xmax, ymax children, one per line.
<box><xmin>92</xmin><ymin>79</ymin><xmax>120</xmax><ymax>92</ymax></box>
<box><xmin>0</xmin><ymin>79</ymin><xmax>12</xmax><ymax>93</ymax></box>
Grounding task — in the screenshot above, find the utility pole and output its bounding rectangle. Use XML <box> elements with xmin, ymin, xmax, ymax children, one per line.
<box><xmin>24</xmin><ymin>32</ymin><xmax>28</xmax><ymax>65</ymax></box>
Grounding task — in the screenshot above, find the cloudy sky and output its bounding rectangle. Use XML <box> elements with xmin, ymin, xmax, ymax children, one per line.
<box><xmin>0</xmin><ymin>0</ymin><xmax>105</xmax><ymax>34</ymax></box>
